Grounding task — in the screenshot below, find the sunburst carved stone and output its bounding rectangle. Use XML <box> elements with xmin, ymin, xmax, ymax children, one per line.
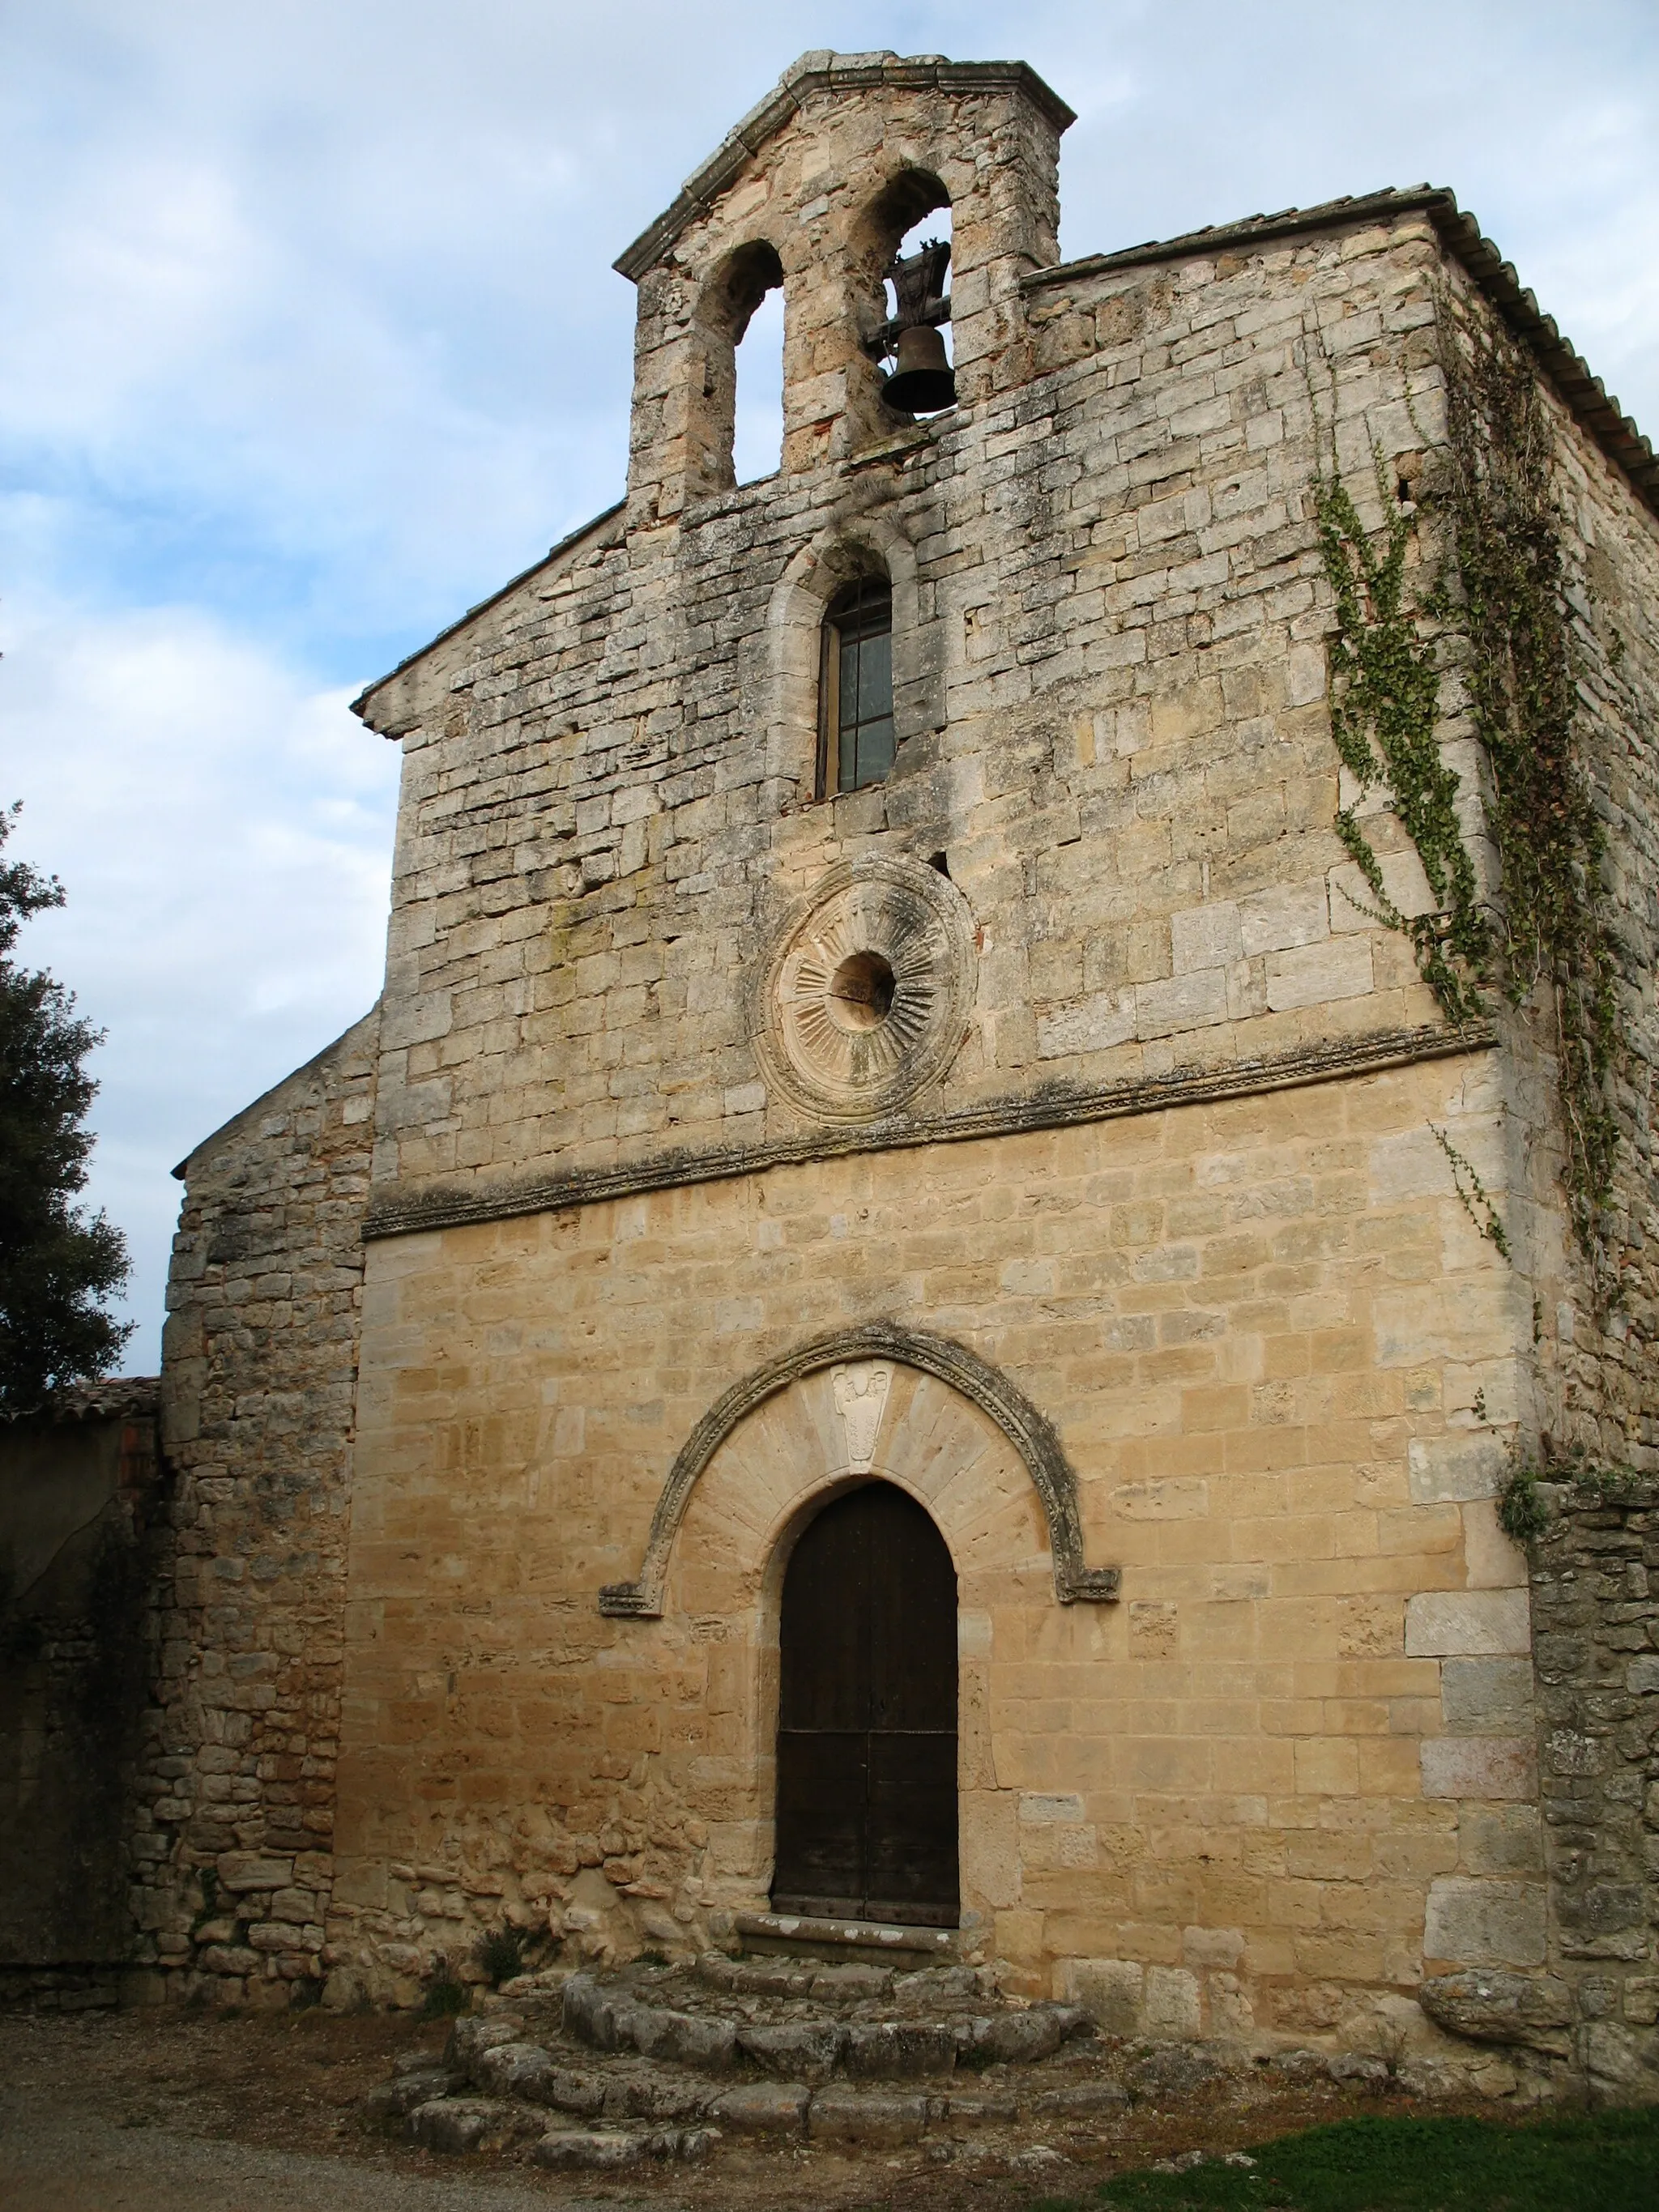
<box><xmin>753</xmin><ymin>855</ymin><xmax>978</xmax><ymax>1122</ymax></box>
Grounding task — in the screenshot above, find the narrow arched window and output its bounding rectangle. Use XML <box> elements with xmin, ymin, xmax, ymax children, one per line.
<box><xmin>819</xmin><ymin>576</ymin><xmax>893</xmax><ymax>795</ymax></box>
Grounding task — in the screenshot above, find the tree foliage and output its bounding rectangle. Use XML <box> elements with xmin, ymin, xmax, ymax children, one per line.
<box><xmin>0</xmin><ymin>805</ymin><xmax>132</xmax><ymax>1408</ymax></box>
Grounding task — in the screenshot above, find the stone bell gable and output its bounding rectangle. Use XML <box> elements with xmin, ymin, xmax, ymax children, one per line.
<box><xmin>126</xmin><ymin>50</ymin><xmax>1659</xmax><ymax>2097</ymax></box>
<box><xmin>613</xmin><ymin>51</ymin><xmax>1069</xmax><ymax>512</ymax></box>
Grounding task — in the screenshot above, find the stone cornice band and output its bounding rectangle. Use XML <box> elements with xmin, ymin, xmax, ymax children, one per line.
<box><xmin>361</xmin><ymin>1021</ymin><xmax>1497</xmax><ymax>1243</ymax></box>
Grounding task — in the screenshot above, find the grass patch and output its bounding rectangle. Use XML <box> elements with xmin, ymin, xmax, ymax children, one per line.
<box><xmin>1031</xmin><ymin>2108</ymin><xmax>1659</xmax><ymax>2210</ymax></box>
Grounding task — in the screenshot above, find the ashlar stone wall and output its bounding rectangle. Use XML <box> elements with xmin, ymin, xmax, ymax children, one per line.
<box><xmin>356</xmin><ymin>108</ymin><xmax>1461</xmax><ymax>1234</ymax></box>
<box><xmin>335</xmin><ymin>1046</ymin><xmax>1533</xmax><ymax>2065</ymax></box>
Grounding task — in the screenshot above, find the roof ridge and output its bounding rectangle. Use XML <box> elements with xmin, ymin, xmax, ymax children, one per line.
<box><xmin>612</xmin><ymin>52</ymin><xmax>1074</xmax><ymax>283</ymax></box>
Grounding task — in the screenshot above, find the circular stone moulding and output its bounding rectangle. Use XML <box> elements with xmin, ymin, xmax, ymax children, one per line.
<box><xmin>752</xmin><ymin>855</ymin><xmax>979</xmax><ymax>1122</ymax></box>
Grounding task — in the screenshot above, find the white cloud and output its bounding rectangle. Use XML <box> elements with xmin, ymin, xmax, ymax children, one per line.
<box><xmin>5</xmin><ymin>598</ymin><xmax>399</xmax><ymax>1368</ymax></box>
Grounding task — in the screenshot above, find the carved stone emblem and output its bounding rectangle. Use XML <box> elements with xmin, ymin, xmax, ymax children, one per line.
<box><xmin>831</xmin><ymin>1362</ymin><xmax>892</xmax><ymax>1470</ymax></box>
<box><xmin>753</xmin><ymin>855</ymin><xmax>978</xmax><ymax>1122</ymax></box>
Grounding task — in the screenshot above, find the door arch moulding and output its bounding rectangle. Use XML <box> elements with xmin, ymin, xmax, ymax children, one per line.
<box><xmin>597</xmin><ymin>1319</ymin><xmax>1121</xmax><ymax>1617</ymax></box>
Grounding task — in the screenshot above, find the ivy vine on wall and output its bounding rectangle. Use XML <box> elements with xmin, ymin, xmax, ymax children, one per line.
<box><xmin>1309</xmin><ymin>301</ymin><xmax>1624</xmax><ymax>1272</ymax></box>
<box><xmin>1435</xmin><ymin>305</ymin><xmax>1622</xmax><ymax>1262</ymax></box>
<box><xmin>1312</xmin><ymin>440</ymin><xmax>1489</xmax><ymax>1025</ymax></box>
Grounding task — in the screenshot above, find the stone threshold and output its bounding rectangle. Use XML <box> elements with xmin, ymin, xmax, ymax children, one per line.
<box><xmin>733</xmin><ymin>1911</ymin><xmax>959</xmax><ymax>1967</ymax></box>
<box><xmin>362</xmin><ymin>1019</ymin><xmax>1496</xmax><ymax>1242</ymax></box>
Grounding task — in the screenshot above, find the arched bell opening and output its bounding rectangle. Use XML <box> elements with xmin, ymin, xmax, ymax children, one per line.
<box><xmin>688</xmin><ymin>238</ymin><xmax>787</xmax><ymax>497</ymax></box>
<box><xmin>854</xmin><ymin>168</ymin><xmax>956</xmax><ymax>423</ymax></box>
<box><xmin>771</xmin><ymin>1479</ymin><xmax>960</xmax><ymax>1929</ymax></box>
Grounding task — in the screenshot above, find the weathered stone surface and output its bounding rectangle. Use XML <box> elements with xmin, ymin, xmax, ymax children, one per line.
<box><xmin>544</xmin><ymin>2068</ymin><xmax>608</xmax><ymax>2117</ymax></box>
<box><xmin>601</xmin><ymin>2067</ymin><xmax>710</xmax><ymax>2122</ymax></box>
<box><xmin>626</xmin><ymin>2005</ymin><xmax>738</xmax><ymax>2069</ymax></box>
<box><xmin>810</xmin><ymin>1963</ymin><xmax>889</xmax><ymax>2001</ymax></box>
<box><xmin>1405</xmin><ymin>1591</ymin><xmax>1531</xmax><ymax>1658</ymax></box>
<box><xmin>363</xmin><ymin>2067</ymin><xmax>453</xmax><ymax>2120</ymax></box>
<box><xmin>1031</xmin><ymin>2082</ymin><xmax>1130</xmax><ymax>2117</ymax></box>
<box><xmin>958</xmin><ymin>2004</ymin><xmax>1083</xmax><ymax>2065</ymax></box>
<box><xmin>532</xmin><ymin>2129</ymin><xmax>645</xmax><ymax>2169</ymax></box>
<box><xmin>845</xmin><ymin>2020</ymin><xmax>959</xmax><ymax>2078</ymax></box>
<box><xmin>1424</xmin><ymin>1879</ymin><xmax>1548</xmax><ymax>1969</ymax></box>
<box><xmin>407</xmin><ymin>2098</ymin><xmax>533</xmax><ymax>2153</ymax></box>
<box><xmin>1439</xmin><ymin>1658</ymin><xmax>1534</xmax><ymax>1734</ymax></box>
<box><xmin>472</xmin><ymin>2040</ymin><xmax>556</xmax><ymax>2100</ymax></box>
<box><xmin>1417</xmin><ymin>1970</ymin><xmax>1573</xmax><ymax>2050</ymax></box>
<box><xmin>445</xmin><ymin>2016</ymin><xmax>526</xmax><ymax>2081</ymax></box>
<box><xmin>708</xmin><ymin>2081</ymin><xmax>809</xmax><ymax>2135</ymax></box>
<box><xmin>808</xmin><ymin>2086</ymin><xmax>928</xmax><ymax>2146</ymax></box>
<box><xmin>736</xmin><ymin>2020</ymin><xmax>845</xmax><ymax>2078</ymax></box>
<box><xmin>1125</xmin><ymin>2044</ymin><xmax>1233</xmax><ymax>2099</ymax></box>
<box><xmin>1419</xmin><ymin>1737</ymin><xmax>1537</xmax><ymax>1800</ymax></box>
<box><xmin>561</xmin><ymin>1975</ymin><xmax>618</xmax><ymax>2052</ymax></box>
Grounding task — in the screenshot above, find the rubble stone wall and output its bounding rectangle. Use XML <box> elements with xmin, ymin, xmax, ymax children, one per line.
<box><xmin>128</xmin><ymin>1010</ymin><xmax>379</xmax><ymax>2004</ymax></box>
<box><xmin>1525</xmin><ymin>1480</ymin><xmax>1659</xmax><ymax>2097</ymax></box>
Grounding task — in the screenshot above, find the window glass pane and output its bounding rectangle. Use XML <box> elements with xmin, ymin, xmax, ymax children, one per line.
<box><xmin>855</xmin><ymin>718</ymin><xmax>894</xmax><ymax>789</ymax></box>
<box><xmin>839</xmin><ymin>634</ymin><xmax>861</xmax><ymax>735</ymax></box>
<box><xmin>824</xmin><ymin>580</ymin><xmax>896</xmax><ymax>795</ymax></box>
<box><xmin>857</xmin><ymin>629</ymin><xmax>891</xmax><ymax>723</ymax></box>
<box><xmin>839</xmin><ymin>718</ymin><xmax>859</xmax><ymax>792</ymax></box>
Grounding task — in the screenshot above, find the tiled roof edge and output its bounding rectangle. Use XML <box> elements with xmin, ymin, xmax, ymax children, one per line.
<box><xmin>613</xmin><ymin>53</ymin><xmax>1074</xmax><ymax>283</ymax></box>
<box><xmin>1021</xmin><ymin>186</ymin><xmax>1657</xmax><ymax>518</ymax></box>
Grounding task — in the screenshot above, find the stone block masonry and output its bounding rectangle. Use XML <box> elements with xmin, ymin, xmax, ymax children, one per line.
<box><xmin>1525</xmin><ymin>1478</ymin><xmax>1659</xmax><ymax>2097</ymax></box>
<box><xmin>130</xmin><ymin>49</ymin><xmax>1659</xmax><ymax>2091</ymax></box>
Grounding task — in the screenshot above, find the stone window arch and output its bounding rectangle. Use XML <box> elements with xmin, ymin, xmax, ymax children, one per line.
<box><xmin>763</xmin><ymin>518</ymin><xmax>943</xmax><ymax>803</ymax></box>
<box><xmin>687</xmin><ymin>239</ymin><xmax>785</xmax><ymax>498</ymax></box>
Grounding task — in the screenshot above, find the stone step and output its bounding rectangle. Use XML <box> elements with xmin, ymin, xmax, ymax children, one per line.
<box><xmin>733</xmin><ymin>1909</ymin><xmax>958</xmax><ymax>1967</ymax></box>
<box><xmin>379</xmin><ymin>2064</ymin><xmax>1132</xmax><ymax>2163</ymax></box>
<box><xmin>557</xmin><ymin>1964</ymin><xmax>1093</xmax><ymax>2077</ymax></box>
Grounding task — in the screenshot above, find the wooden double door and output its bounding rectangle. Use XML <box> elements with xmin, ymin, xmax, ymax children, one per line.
<box><xmin>771</xmin><ymin>1481</ymin><xmax>959</xmax><ymax>1928</ymax></box>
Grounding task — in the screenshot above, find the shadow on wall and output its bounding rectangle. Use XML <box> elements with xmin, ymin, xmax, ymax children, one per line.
<box><xmin>0</xmin><ymin>1380</ymin><xmax>161</xmax><ymax>2005</ymax></box>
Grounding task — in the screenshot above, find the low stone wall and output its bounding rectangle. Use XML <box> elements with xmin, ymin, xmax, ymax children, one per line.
<box><xmin>0</xmin><ymin>1380</ymin><xmax>161</xmax><ymax>2005</ymax></box>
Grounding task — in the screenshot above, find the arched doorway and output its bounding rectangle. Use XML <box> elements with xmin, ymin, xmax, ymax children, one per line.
<box><xmin>772</xmin><ymin>1481</ymin><xmax>959</xmax><ymax>1926</ymax></box>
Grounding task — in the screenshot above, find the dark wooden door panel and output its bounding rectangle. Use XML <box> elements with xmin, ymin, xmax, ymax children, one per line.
<box><xmin>774</xmin><ymin>1727</ymin><xmax>866</xmax><ymax>1915</ymax></box>
<box><xmin>772</xmin><ymin>1481</ymin><xmax>959</xmax><ymax>1927</ymax></box>
<box><xmin>864</xmin><ymin>1728</ymin><xmax>958</xmax><ymax>1923</ymax></box>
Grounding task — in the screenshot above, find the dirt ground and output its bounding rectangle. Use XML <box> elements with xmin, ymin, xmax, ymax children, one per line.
<box><xmin>0</xmin><ymin>2004</ymin><xmax>1472</xmax><ymax>2211</ymax></box>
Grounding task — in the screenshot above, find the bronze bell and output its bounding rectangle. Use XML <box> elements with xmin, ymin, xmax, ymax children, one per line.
<box><xmin>881</xmin><ymin>324</ymin><xmax>956</xmax><ymax>415</ymax></box>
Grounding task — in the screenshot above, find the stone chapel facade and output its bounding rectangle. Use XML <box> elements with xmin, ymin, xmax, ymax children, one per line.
<box><xmin>139</xmin><ymin>54</ymin><xmax>1659</xmax><ymax>2087</ymax></box>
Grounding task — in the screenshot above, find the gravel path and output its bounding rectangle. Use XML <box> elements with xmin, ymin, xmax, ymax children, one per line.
<box><xmin>0</xmin><ymin>2096</ymin><xmax>637</xmax><ymax>2212</ymax></box>
<box><xmin>0</xmin><ymin>2093</ymin><xmax>618</xmax><ymax>2212</ymax></box>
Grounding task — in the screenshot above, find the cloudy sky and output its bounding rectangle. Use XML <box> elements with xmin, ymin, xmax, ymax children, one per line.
<box><xmin>4</xmin><ymin>1</ymin><xmax>1657</xmax><ymax>1370</ymax></box>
